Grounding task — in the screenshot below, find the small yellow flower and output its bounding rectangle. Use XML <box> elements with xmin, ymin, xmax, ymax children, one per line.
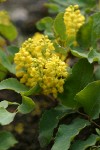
<box><xmin>32</xmin><ymin>32</ymin><xmax>43</xmax><ymax>42</ymax></box>
<box><xmin>16</xmin><ymin>71</ymin><xmax>24</xmax><ymax>77</ymax></box>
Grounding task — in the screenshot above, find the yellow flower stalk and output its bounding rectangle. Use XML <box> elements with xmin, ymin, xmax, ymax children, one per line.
<box><xmin>64</xmin><ymin>5</ymin><xmax>85</xmax><ymax>39</ymax></box>
<box><xmin>14</xmin><ymin>35</ymin><xmax>68</xmax><ymax>98</ymax></box>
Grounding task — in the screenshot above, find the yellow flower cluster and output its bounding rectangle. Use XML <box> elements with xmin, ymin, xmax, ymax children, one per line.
<box><xmin>0</xmin><ymin>10</ymin><xmax>10</xmax><ymax>25</ymax></box>
<box><xmin>40</xmin><ymin>55</ymin><xmax>67</xmax><ymax>97</ymax></box>
<box><xmin>14</xmin><ymin>35</ymin><xmax>68</xmax><ymax>97</ymax></box>
<box><xmin>64</xmin><ymin>5</ymin><xmax>85</xmax><ymax>39</ymax></box>
<box><xmin>21</xmin><ymin>35</ymin><xmax>55</xmax><ymax>59</ymax></box>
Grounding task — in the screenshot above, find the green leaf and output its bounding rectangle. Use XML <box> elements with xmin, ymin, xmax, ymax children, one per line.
<box><xmin>18</xmin><ymin>96</ymin><xmax>35</xmax><ymax>114</ymax></box>
<box><xmin>39</xmin><ymin>105</ymin><xmax>74</xmax><ymax>147</ymax></box>
<box><xmin>8</xmin><ymin>101</ymin><xmax>19</xmax><ymax>106</ymax></box>
<box><xmin>77</xmin><ymin>12</ymin><xmax>100</xmax><ymax>49</ymax></box>
<box><xmin>0</xmin><ymin>23</ymin><xmax>17</xmax><ymax>41</ymax></box>
<box><xmin>6</xmin><ymin>46</ymin><xmax>19</xmax><ymax>63</ymax></box>
<box><xmin>91</xmin><ymin>12</ymin><xmax>100</xmax><ymax>44</ymax></box>
<box><xmin>48</xmin><ymin>0</ymin><xmax>96</xmax><ymax>17</ymax></box>
<box><xmin>36</xmin><ymin>17</ymin><xmax>54</xmax><ymax>38</ymax></box>
<box><xmin>58</xmin><ymin>59</ymin><xmax>93</xmax><ymax>108</ymax></box>
<box><xmin>36</xmin><ymin>17</ymin><xmax>53</xmax><ymax>31</ymax></box>
<box><xmin>48</xmin><ymin>0</ymin><xmax>67</xmax><ymax>7</ymax></box>
<box><xmin>88</xmin><ymin>49</ymin><xmax>100</xmax><ymax>63</ymax></box>
<box><xmin>7</xmin><ymin>45</ymin><xmax>19</xmax><ymax>56</ymax></box>
<box><xmin>70</xmin><ymin>134</ymin><xmax>99</xmax><ymax>150</ymax></box>
<box><xmin>0</xmin><ymin>131</ymin><xmax>17</xmax><ymax>150</ymax></box>
<box><xmin>77</xmin><ymin>19</ymin><xmax>92</xmax><ymax>49</ymax></box>
<box><xmin>94</xmin><ymin>65</ymin><xmax>100</xmax><ymax>80</ymax></box>
<box><xmin>70</xmin><ymin>49</ymin><xmax>88</xmax><ymax>58</ymax></box>
<box><xmin>0</xmin><ymin>64</ymin><xmax>7</xmax><ymax>81</ymax></box>
<box><xmin>0</xmin><ymin>49</ymin><xmax>15</xmax><ymax>74</ymax></box>
<box><xmin>50</xmin><ymin>0</ymin><xmax>95</xmax><ymax>8</ymax></box>
<box><xmin>51</xmin><ymin>118</ymin><xmax>89</xmax><ymax>150</ymax></box>
<box><xmin>23</xmin><ymin>84</ymin><xmax>41</xmax><ymax>96</ymax></box>
<box><xmin>75</xmin><ymin>80</ymin><xmax>100</xmax><ymax>119</ymax></box>
<box><xmin>0</xmin><ymin>78</ymin><xmax>29</xmax><ymax>93</ymax></box>
<box><xmin>0</xmin><ymin>100</ymin><xmax>8</xmax><ymax>108</ymax></box>
<box><xmin>53</xmin><ymin>12</ymin><xmax>67</xmax><ymax>41</ymax></box>
<box><xmin>44</xmin><ymin>3</ymin><xmax>60</xmax><ymax>14</ymax></box>
<box><xmin>96</xmin><ymin>128</ymin><xmax>100</xmax><ymax>136</ymax></box>
<box><xmin>54</xmin><ymin>42</ymin><xmax>68</xmax><ymax>55</ymax></box>
<box><xmin>0</xmin><ymin>107</ymin><xmax>16</xmax><ymax>125</ymax></box>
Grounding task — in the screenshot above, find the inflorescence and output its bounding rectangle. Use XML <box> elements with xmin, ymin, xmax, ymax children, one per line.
<box><xmin>14</xmin><ymin>35</ymin><xmax>68</xmax><ymax>98</ymax></box>
<box><xmin>64</xmin><ymin>5</ymin><xmax>85</xmax><ymax>39</ymax></box>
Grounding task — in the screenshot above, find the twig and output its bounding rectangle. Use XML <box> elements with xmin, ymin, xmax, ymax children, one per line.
<box><xmin>47</xmin><ymin>94</ymin><xmax>56</xmax><ymax>101</ymax></box>
<box><xmin>90</xmin><ymin>119</ymin><xmax>100</xmax><ymax>129</ymax></box>
<box><xmin>77</xmin><ymin>110</ymin><xmax>100</xmax><ymax>129</ymax></box>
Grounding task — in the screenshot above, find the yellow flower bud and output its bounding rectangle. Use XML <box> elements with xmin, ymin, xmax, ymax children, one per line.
<box><xmin>20</xmin><ymin>77</ymin><xmax>27</xmax><ymax>84</ymax></box>
<box><xmin>74</xmin><ymin>5</ymin><xmax>79</xmax><ymax>9</ymax></box>
<box><xmin>16</xmin><ymin>71</ymin><xmax>24</xmax><ymax>77</ymax></box>
<box><xmin>15</xmin><ymin>64</ymin><xmax>23</xmax><ymax>71</ymax></box>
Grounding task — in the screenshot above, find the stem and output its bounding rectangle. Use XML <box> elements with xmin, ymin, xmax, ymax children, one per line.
<box><xmin>47</xmin><ymin>94</ymin><xmax>56</xmax><ymax>101</ymax></box>
<box><xmin>77</xmin><ymin>110</ymin><xmax>100</xmax><ymax>129</ymax></box>
<box><xmin>77</xmin><ymin>110</ymin><xmax>89</xmax><ymax>119</ymax></box>
<box><xmin>90</xmin><ymin>119</ymin><xmax>100</xmax><ymax>129</ymax></box>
